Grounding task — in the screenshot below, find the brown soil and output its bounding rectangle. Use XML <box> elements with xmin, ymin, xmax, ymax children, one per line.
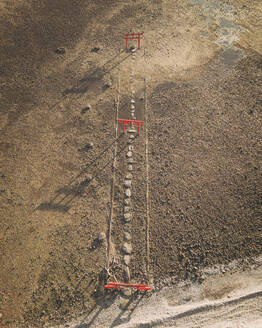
<box><xmin>0</xmin><ymin>0</ymin><xmax>261</xmax><ymax>327</ymax></box>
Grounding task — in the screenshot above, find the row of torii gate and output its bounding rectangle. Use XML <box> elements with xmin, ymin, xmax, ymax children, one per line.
<box><xmin>105</xmin><ymin>33</ymin><xmax>150</xmax><ymax>293</ymax></box>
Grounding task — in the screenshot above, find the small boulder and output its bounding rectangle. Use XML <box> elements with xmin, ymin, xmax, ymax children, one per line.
<box><xmin>124</xmin><ymin>206</ymin><xmax>131</xmax><ymax>213</ymax></box>
<box><xmin>81</xmin><ymin>105</ymin><xmax>91</xmax><ymax>115</ymax></box>
<box><xmin>91</xmin><ymin>46</ymin><xmax>101</xmax><ymax>53</ymax></box>
<box><xmin>124</xmin><ymin>213</ymin><xmax>132</xmax><ymax>222</ymax></box>
<box><xmin>124</xmin><ymin>180</ymin><xmax>132</xmax><ymax>188</ymax></box>
<box><xmin>125</xmin><ymin>189</ymin><xmax>131</xmax><ymax>197</ymax></box>
<box><xmin>123</xmin><ymin>266</ymin><xmax>131</xmax><ymax>282</ymax></box>
<box><xmin>98</xmin><ymin>232</ymin><xmax>106</xmax><ymax>242</ymax></box>
<box><xmin>128</xmin><ymin>158</ymin><xmax>134</xmax><ymax>164</ymax></box>
<box><xmin>125</xmin><ymin>173</ymin><xmax>132</xmax><ymax>180</ymax></box>
<box><xmin>55</xmin><ymin>47</ymin><xmax>66</xmax><ymax>54</ymax></box>
<box><xmin>122</xmin><ymin>242</ymin><xmax>132</xmax><ymax>254</ymax></box>
<box><xmin>86</xmin><ymin>142</ymin><xmax>94</xmax><ymax>149</ymax></box>
<box><xmin>124</xmin><ymin>198</ymin><xmax>131</xmax><ymax>206</ymax></box>
<box><xmin>128</xmin><ymin>165</ymin><xmax>133</xmax><ymax>171</ymax></box>
<box><xmin>104</xmin><ymin>80</ymin><xmax>112</xmax><ymax>88</ymax></box>
<box><xmin>123</xmin><ymin>255</ymin><xmax>131</xmax><ymax>265</ymax></box>
<box><xmin>86</xmin><ymin>174</ymin><xmax>93</xmax><ymax>181</ymax></box>
<box><xmin>126</xmin><ymin>151</ymin><xmax>133</xmax><ymax>158</ymax></box>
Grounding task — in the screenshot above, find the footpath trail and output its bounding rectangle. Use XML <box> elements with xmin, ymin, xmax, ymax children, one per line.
<box><xmin>106</xmin><ymin>46</ymin><xmax>150</xmax><ymax>308</ymax></box>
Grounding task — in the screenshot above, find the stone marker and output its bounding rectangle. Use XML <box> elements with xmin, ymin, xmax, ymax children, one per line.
<box><xmin>125</xmin><ymin>173</ymin><xmax>132</xmax><ymax>179</ymax></box>
<box><xmin>124</xmin><ymin>198</ymin><xmax>131</xmax><ymax>206</ymax></box>
<box><xmin>122</xmin><ymin>242</ymin><xmax>132</xmax><ymax>254</ymax></box>
<box><xmin>124</xmin><ymin>213</ymin><xmax>132</xmax><ymax>222</ymax></box>
<box><xmin>124</xmin><ymin>180</ymin><xmax>132</xmax><ymax>188</ymax></box>
<box><xmin>123</xmin><ymin>265</ymin><xmax>131</xmax><ymax>282</ymax></box>
<box><xmin>124</xmin><ymin>206</ymin><xmax>131</xmax><ymax>213</ymax></box>
<box><xmin>125</xmin><ymin>189</ymin><xmax>131</xmax><ymax>197</ymax></box>
<box><xmin>123</xmin><ymin>255</ymin><xmax>131</xmax><ymax>265</ymax></box>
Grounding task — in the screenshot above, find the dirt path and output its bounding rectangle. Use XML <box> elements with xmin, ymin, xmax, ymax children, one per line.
<box><xmin>105</xmin><ymin>47</ymin><xmax>150</xmax><ymax>295</ymax></box>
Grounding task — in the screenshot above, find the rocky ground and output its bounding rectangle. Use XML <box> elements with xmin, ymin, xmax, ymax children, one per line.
<box><xmin>0</xmin><ymin>0</ymin><xmax>261</xmax><ymax>327</ymax></box>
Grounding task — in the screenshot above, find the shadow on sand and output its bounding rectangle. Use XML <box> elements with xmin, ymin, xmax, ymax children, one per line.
<box><xmin>75</xmin><ymin>287</ymin><xmax>146</xmax><ymax>328</ymax></box>
<box><xmin>36</xmin><ymin>133</ymin><xmax>138</xmax><ymax>212</ymax></box>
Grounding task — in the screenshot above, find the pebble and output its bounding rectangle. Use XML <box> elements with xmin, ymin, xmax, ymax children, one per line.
<box><xmin>124</xmin><ymin>213</ymin><xmax>132</xmax><ymax>222</ymax></box>
<box><xmin>128</xmin><ymin>158</ymin><xmax>134</xmax><ymax>164</ymax></box>
<box><xmin>126</xmin><ymin>151</ymin><xmax>133</xmax><ymax>158</ymax></box>
<box><xmin>124</xmin><ymin>198</ymin><xmax>131</xmax><ymax>206</ymax></box>
<box><xmin>122</xmin><ymin>243</ymin><xmax>132</xmax><ymax>254</ymax></box>
<box><xmin>123</xmin><ymin>255</ymin><xmax>131</xmax><ymax>265</ymax></box>
<box><xmin>125</xmin><ymin>173</ymin><xmax>132</xmax><ymax>179</ymax></box>
<box><xmin>125</xmin><ymin>189</ymin><xmax>131</xmax><ymax>197</ymax></box>
<box><xmin>124</xmin><ymin>180</ymin><xmax>132</xmax><ymax>188</ymax></box>
<box><xmin>124</xmin><ymin>232</ymin><xmax>131</xmax><ymax>241</ymax></box>
<box><xmin>128</xmin><ymin>165</ymin><xmax>133</xmax><ymax>171</ymax></box>
<box><xmin>124</xmin><ymin>206</ymin><xmax>131</xmax><ymax>213</ymax></box>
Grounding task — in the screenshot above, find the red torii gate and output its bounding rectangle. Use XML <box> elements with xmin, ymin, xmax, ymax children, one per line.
<box><xmin>124</xmin><ymin>32</ymin><xmax>144</xmax><ymax>49</ymax></box>
<box><xmin>104</xmin><ymin>282</ymin><xmax>151</xmax><ymax>291</ymax></box>
<box><xmin>118</xmin><ymin>118</ymin><xmax>144</xmax><ymax>133</ymax></box>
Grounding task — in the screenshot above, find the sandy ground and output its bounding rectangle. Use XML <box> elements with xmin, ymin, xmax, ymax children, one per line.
<box><xmin>54</xmin><ymin>257</ymin><xmax>262</xmax><ymax>327</ymax></box>
<box><xmin>0</xmin><ymin>0</ymin><xmax>261</xmax><ymax>327</ymax></box>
